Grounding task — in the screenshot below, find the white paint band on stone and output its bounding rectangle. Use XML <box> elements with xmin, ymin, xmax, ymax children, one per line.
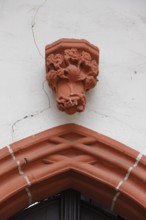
<box><xmin>25</xmin><ymin>187</ymin><xmax>32</xmax><ymax>205</ymax></box>
<box><xmin>7</xmin><ymin>145</ymin><xmax>32</xmax><ymax>205</ymax></box>
<box><xmin>111</xmin><ymin>152</ymin><xmax>143</xmax><ymax>211</ymax></box>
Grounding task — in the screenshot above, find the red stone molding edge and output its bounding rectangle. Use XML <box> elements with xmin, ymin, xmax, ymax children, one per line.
<box><xmin>0</xmin><ymin>124</ymin><xmax>146</xmax><ymax>219</ymax></box>
<box><xmin>45</xmin><ymin>39</ymin><xmax>99</xmax><ymax>114</ymax></box>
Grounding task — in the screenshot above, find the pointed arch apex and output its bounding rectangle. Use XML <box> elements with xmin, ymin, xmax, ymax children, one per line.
<box><xmin>0</xmin><ymin>124</ymin><xmax>146</xmax><ymax>219</ymax></box>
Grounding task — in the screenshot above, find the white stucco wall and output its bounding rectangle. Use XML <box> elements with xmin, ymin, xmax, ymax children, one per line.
<box><xmin>0</xmin><ymin>0</ymin><xmax>146</xmax><ymax>155</ymax></box>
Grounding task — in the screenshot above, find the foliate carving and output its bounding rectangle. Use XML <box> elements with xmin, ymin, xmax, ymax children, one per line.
<box><xmin>45</xmin><ymin>39</ymin><xmax>99</xmax><ymax>114</ymax></box>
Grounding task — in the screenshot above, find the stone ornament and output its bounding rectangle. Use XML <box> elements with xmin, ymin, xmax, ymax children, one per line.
<box><xmin>45</xmin><ymin>39</ymin><xmax>99</xmax><ymax>114</ymax></box>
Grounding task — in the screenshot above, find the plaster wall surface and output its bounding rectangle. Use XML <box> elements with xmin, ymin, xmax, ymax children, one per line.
<box><xmin>0</xmin><ymin>0</ymin><xmax>146</xmax><ymax>155</ymax></box>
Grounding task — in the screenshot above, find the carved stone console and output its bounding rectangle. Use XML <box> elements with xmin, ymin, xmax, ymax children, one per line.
<box><xmin>45</xmin><ymin>39</ymin><xmax>99</xmax><ymax>114</ymax></box>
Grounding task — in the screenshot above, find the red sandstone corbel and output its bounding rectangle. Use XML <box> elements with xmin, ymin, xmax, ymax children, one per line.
<box><xmin>45</xmin><ymin>39</ymin><xmax>99</xmax><ymax>114</ymax></box>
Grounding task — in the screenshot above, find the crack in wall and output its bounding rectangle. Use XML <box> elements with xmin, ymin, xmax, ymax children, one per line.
<box><xmin>42</xmin><ymin>80</ymin><xmax>51</xmax><ymax>108</ymax></box>
<box><xmin>11</xmin><ymin>0</ymin><xmax>52</xmax><ymax>143</ymax></box>
<box><xmin>110</xmin><ymin>152</ymin><xmax>143</xmax><ymax>211</ymax></box>
<box><xmin>31</xmin><ymin>26</ymin><xmax>44</xmax><ymax>58</ymax></box>
<box><xmin>86</xmin><ymin>107</ymin><xmax>109</xmax><ymax>118</ymax></box>
<box><xmin>31</xmin><ymin>0</ymin><xmax>47</xmax><ymax>59</ymax></box>
<box><xmin>11</xmin><ymin>107</ymin><xmax>49</xmax><ymax>142</ymax></box>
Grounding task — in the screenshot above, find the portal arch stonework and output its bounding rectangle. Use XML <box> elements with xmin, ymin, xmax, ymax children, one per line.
<box><xmin>0</xmin><ymin>124</ymin><xmax>146</xmax><ymax>219</ymax></box>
